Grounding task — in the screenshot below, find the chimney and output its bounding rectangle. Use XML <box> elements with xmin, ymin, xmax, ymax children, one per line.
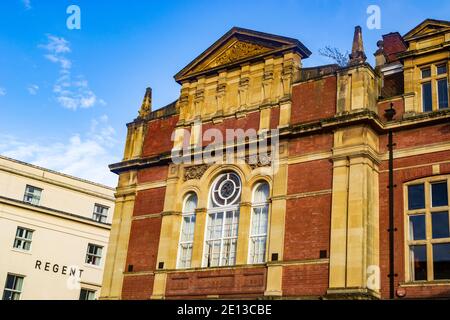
<box><xmin>348</xmin><ymin>26</ymin><xmax>367</xmax><ymax>66</ymax></box>
<box><xmin>138</xmin><ymin>87</ymin><xmax>152</xmax><ymax>119</ymax></box>
<box><xmin>374</xmin><ymin>40</ymin><xmax>386</xmax><ymax>68</ymax></box>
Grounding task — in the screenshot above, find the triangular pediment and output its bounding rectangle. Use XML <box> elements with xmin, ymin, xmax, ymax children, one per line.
<box><xmin>174</xmin><ymin>27</ymin><xmax>311</xmax><ymax>83</ymax></box>
<box><xmin>191</xmin><ymin>37</ymin><xmax>274</xmax><ymax>73</ymax></box>
<box><xmin>404</xmin><ymin>19</ymin><xmax>450</xmax><ymax>41</ymax></box>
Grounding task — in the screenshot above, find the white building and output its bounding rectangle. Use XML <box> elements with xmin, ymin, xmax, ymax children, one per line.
<box><xmin>0</xmin><ymin>155</ymin><xmax>115</xmax><ymax>300</ymax></box>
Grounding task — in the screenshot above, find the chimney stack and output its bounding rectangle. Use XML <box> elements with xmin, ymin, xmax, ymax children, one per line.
<box><xmin>348</xmin><ymin>26</ymin><xmax>367</xmax><ymax>66</ymax></box>
<box><xmin>138</xmin><ymin>87</ymin><xmax>152</xmax><ymax>119</ymax></box>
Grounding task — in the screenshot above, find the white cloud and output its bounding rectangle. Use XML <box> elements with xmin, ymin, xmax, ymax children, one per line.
<box><xmin>40</xmin><ymin>35</ymin><xmax>71</xmax><ymax>54</ymax></box>
<box><xmin>40</xmin><ymin>34</ymin><xmax>104</xmax><ymax>110</ymax></box>
<box><xmin>0</xmin><ymin>116</ymin><xmax>119</xmax><ymax>187</ymax></box>
<box><xmin>0</xmin><ymin>87</ymin><xmax>6</xmax><ymax>96</ymax></box>
<box><xmin>22</xmin><ymin>0</ymin><xmax>32</xmax><ymax>10</ymax></box>
<box><xmin>27</xmin><ymin>84</ymin><xmax>39</xmax><ymax>95</ymax></box>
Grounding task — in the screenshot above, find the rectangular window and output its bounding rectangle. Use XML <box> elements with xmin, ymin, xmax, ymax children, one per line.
<box><xmin>409</xmin><ymin>214</ymin><xmax>426</xmax><ymax>240</ymax></box>
<box><xmin>410</xmin><ymin>245</ymin><xmax>428</xmax><ymax>281</ymax></box>
<box><xmin>431</xmin><ymin>182</ymin><xmax>448</xmax><ymax>207</ymax></box>
<box><xmin>249</xmin><ymin>206</ymin><xmax>268</xmax><ymax>264</ymax></box>
<box><xmin>79</xmin><ymin>288</ymin><xmax>96</xmax><ymax>300</ymax></box>
<box><xmin>2</xmin><ymin>274</ymin><xmax>24</xmax><ymax>300</ymax></box>
<box><xmin>406</xmin><ymin>177</ymin><xmax>450</xmax><ymax>282</ymax></box>
<box><xmin>422</xmin><ymin>82</ymin><xmax>433</xmax><ymax>112</ymax></box>
<box><xmin>13</xmin><ymin>227</ymin><xmax>33</xmax><ymax>251</ymax></box>
<box><xmin>437</xmin><ymin>64</ymin><xmax>447</xmax><ymax>75</ymax></box>
<box><xmin>93</xmin><ymin>204</ymin><xmax>109</xmax><ymax>223</ymax></box>
<box><xmin>437</xmin><ymin>78</ymin><xmax>448</xmax><ymax>109</ymax></box>
<box><xmin>432</xmin><ymin>212</ymin><xmax>450</xmax><ymax>239</ymax></box>
<box><xmin>177</xmin><ymin>214</ymin><xmax>196</xmax><ymax>268</ymax></box>
<box><xmin>23</xmin><ymin>185</ymin><xmax>42</xmax><ymax>205</ymax></box>
<box><xmin>432</xmin><ymin>243</ymin><xmax>450</xmax><ymax>280</ymax></box>
<box><xmin>85</xmin><ymin>244</ymin><xmax>103</xmax><ymax>266</ymax></box>
<box><xmin>421</xmin><ymin>67</ymin><xmax>431</xmax><ymax>78</ymax></box>
<box><xmin>204</xmin><ymin>210</ymin><xmax>239</xmax><ymax>267</ymax></box>
<box><xmin>408</xmin><ymin>184</ymin><xmax>425</xmax><ymax>210</ymax></box>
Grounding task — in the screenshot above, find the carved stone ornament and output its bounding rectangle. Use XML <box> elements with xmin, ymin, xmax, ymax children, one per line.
<box><xmin>245</xmin><ymin>152</ymin><xmax>272</xmax><ymax>170</ymax></box>
<box><xmin>209</xmin><ymin>41</ymin><xmax>271</xmax><ymax>69</ymax></box>
<box><xmin>184</xmin><ymin>164</ymin><xmax>211</xmax><ymax>181</ymax></box>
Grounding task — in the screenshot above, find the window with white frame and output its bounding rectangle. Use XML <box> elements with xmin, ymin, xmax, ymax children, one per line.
<box><xmin>420</xmin><ymin>63</ymin><xmax>449</xmax><ymax>112</ymax></box>
<box><xmin>177</xmin><ymin>193</ymin><xmax>197</xmax><ymax>269</ymax></box>
<box><xmin>249</xmin><ymin>182</ymin><xmax>270</xmax><ymax>264</ymax></box>
<box><xmin>85</xmin><ymin>244</ymin><xmax>103</xmax><ymax>266</ymax></box>
<box><xmin>204</xmin><ymin>172</ymin><xmax>241</xmax><ymax>267</ymax></box>
<box><xmin>13</xmin><ymin>227</ymin><xmax>33</xmax><ymax>251</ymax></box>
<box><xmin>2</xmin><ymin>274</ymin><xmax>24</xmax><ymax>300</ymax></box>
<box><xmin>79</xmin><ymin>288</ymin><xmax>96</xmax><ymax>300</ymax></box>
<box><xmin>406</xmin><ymin>177</ymin><xmax>450</xmax><ymax>281</ymax></box>
<box><xmin>23</xmin><ymin>185</ymin><xmax>42</xmax><ymax>205</ymax></box>
<box><xmin>93</xmin><ymin>204</ymin><xmax>109</xmax><ymax>223</ymax></box>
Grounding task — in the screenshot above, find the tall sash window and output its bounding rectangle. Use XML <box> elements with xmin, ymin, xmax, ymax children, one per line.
<box><xmin>249</xmin><ymin>182</ymin><xmax>270</xmax><ymax>264</ymax></box>
<box><xmin>204</xmin><ymin>172</ymin><xmax>241</xmax><ymax>267</ymax></box>
<box><xmin>177</xmin><ymin>193</ymin><xmax>198</xmax><ymax>269</ymax></box>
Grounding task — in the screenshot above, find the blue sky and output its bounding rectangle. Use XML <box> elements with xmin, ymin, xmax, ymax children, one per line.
<box><xmin>0</xmin><ymin>0</ymin><xmax>449</xmax><ymax>186</ymax></box>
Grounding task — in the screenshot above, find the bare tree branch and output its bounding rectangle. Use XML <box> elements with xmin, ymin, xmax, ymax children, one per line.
<box><xmin>319</xmin><ymin>46</ymin><xmax>349</xmax><ymax>67</ymax></box>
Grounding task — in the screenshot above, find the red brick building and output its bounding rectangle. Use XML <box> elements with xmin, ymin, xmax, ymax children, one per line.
<box><xmin>101</xmin><ymin>19</ymin><xmax>450</xmax><ymax>300</ymax></box>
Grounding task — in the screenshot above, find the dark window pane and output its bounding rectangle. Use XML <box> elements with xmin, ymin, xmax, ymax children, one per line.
<box><xmin>409</xmin><ymin>215</ymin><xmax>426</xmax><ymax>240</ymax></box>
<box><xmin>2</xmin><ymin>291</ymin><xmax>13</xmax><ymax>301</ymax></box>
<box><xmin>410</xmin><ymin>245</ymin><xmax>427</xmax><ymax>281</ymax></box>
<box><xmin>437</xmin><ymin>64</ymin><xmax>447</xmax><ymax>75</ymax></box>
<box><xmin>432</xmin><ymin>182</ymin><xmax>448</xmax><ymax>207</ymax></box>
<box><xmin>79</xmin><ymin>289</ymin><xmax>87</xmax><ymax>300</ymax></box>
<box><xmin>433</xmin><ymin>243</ymin><xmax>450</xmax><ymax>280</ymax></box>
<box><xmin>4</xmin><ymin>275</ymin><xmax>14</xmax><ymax>290</ymax></box>
<box><xmin>422</xmin><ymin>82</ymin><xmax>433</xmax><ymax>112</ymax></box>
<box><xmin>437</xmin><ymin>79</ymin><xmax>448</xmax><ymax>109</ymax></box>
<box><xmin>408</xmin><ymin>184</ymin><xmax>425</xmax><ymax>210</ymax></box>
<box><xmin>432</xmin><ymin>212</ymin><xmax>450</xmax><ymax>239</ymax></box>
<box><xmin>422</xmin><ymin>68</ymin><xmax>431</xmax><ymax>78</ymax></box>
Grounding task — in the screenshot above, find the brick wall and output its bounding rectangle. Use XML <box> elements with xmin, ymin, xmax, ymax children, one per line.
<box><xmin>282</xmin><ymin>263</ymin><xmax>329</xmax><ymax>297</ymax></box>
<box><xmin>291</xmin><ymin>76</ymin><xmax>337</xmax><ymax>124</ymax></box>
<box><xmin>201</xmin><ymin>111</ymin><xmax>261</xmax><ymax>146</ymax></box>
<box><xmin>133</xmin><ymin>187</ymin><xmax>166</xmax><ymax>217</ymax></box>
<box><xmin>122</xmin><ymin>274</ymin><xmax>154</xmax><ymax>300</ymax></box>
<box><xmin>142</xmin><ymin>115</ymin><xmax>179</xmax><ymax>157</ymax></box>
<box><xmin>137</xmin><ymin>165</ymin><xmax>169</xmax><ymax>184</ymax></box>
<box><xmin>284</xmin><ymin>195</ymin><xmax>331</xmax><ymax>261</ymax></box>
<box><xmin>125</xmin><ymin>217</ymin><xmax>162</xmax><ymax>272</ymax></box>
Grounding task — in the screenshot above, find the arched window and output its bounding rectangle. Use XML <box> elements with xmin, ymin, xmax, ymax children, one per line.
<box><xmin>177</xmin><ymin>192</ymin><xmax>197</xmax><ymax>269</ymax></box>
<box><xmin>204</xmin><ymin>172</ymin><xmax>241</xmax><ymax>267</ymax></box>
<box><xmin>249</xmin><ymin>182</ymin><xmax>270</xmax><ymax>264</ymax></box>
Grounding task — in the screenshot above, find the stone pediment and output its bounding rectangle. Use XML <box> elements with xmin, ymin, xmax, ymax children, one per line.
<box><xmin>174</xmin><ymin>27</ymin><xmax>311</xmax><ymax>83</ymax></box>
<box><xmin>403</xmin><ymin>19</ymin><xmax>450</xmax><ymax>41</ymax></box>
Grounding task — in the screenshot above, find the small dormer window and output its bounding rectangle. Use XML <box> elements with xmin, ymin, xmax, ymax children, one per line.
<box><xmin>420</xmin><ymin>63</ymin><xmax>448</xmax><ymax>112</ymax></box>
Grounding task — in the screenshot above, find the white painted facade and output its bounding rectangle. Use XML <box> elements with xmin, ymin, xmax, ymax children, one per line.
<box><xmin>0</xmin><ymin>155</ymin><xmax>115</xmax><ymax>300</ymax></box>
